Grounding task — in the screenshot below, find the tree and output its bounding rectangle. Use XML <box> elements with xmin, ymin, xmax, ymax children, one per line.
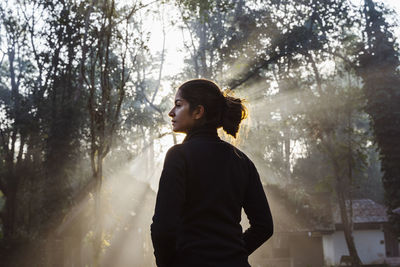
<box><xmin>0</xmin><ymin>2</ymin><xmax>31</xmax><ymax>242</ymax></box>
<box><xmin>305</xmin><ymin>74</ymin><xmax>366</xmax><ymax>266</ymax></box>
<box><xmin>176</xmin><ymin>0</ymin><xmax>250</xmax><ymax>81</ymax></box>
<box><xmin>358</xmin><ymin>0</ymin><xmax>400</xmax><ymax>234</ymax></box>
<box><xmin>79</xmin><ymin>0</ymin><xmax>141</xmax><ymax>264</ymax></box>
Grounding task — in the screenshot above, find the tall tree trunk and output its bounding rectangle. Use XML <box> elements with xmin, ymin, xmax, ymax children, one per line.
<box><xmin>336</xmin><ymin>187</ymin><xmax>362</xmax><ymax>266</ymax></box>
<box><xmin>283</xmin><ymin>126</ymin><xmax>291</xmax><ymax>183</ymax></box>
<box><xmin>3</xmin><ymin>178</ymin><xmax>17</xmax><ymax>240</ymax></box>
<box><xmin>331</xmin><ymin>143</ymin><xmax>362</xmax><ymax>266</ymax></box>
<box><xmin>93</xmin><ymin>159</ymin><xmax>103</xmax><ymax>267</ymax></box>
<box><xmin>3</xmin><ymin>34</ymin><xmax>21</xmax><ymax>242</ymax></box>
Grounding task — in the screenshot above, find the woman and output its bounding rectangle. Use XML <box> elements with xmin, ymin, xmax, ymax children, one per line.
<box><xmin>151</xmin><ymin>79</ymin><xmax>273</xmax><ymax>267</ymax></box>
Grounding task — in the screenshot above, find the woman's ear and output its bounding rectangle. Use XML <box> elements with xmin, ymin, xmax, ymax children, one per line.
<box><xmin>192</xmin><ymin>105</ymin><xmax>205</xmax><ymax>120</ymax></box>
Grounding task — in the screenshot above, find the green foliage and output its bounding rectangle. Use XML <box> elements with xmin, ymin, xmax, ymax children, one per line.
<box><xmin>358</xmin><ymin>0</ymin><xmax>400</xmax><ymax>233</ymax></box>
<box><xmin>177</xmin><ymin>0</ymin><xmax>233</xmax><ymax>21</ymax></box>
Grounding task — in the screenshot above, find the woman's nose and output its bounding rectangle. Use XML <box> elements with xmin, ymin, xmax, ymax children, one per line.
<box><xmin>168</xmin><ymin>108</ymin><xmax>174</xmax><ymax>117</ymax></box>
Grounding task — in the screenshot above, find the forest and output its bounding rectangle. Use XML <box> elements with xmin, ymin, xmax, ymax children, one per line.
<box><xmin>0</xmin><ymin>0</ymin><xmax>399</xmax><ymax>266</ymax></box>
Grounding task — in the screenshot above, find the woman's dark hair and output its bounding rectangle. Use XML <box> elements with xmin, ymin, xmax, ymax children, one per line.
<box><xmin>178</xmin><ymin>79</ymin><xmax>247</xmax><ymax>138</ymax></box>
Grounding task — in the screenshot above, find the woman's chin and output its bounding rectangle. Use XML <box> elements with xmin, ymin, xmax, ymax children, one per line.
<box><xmin>172</xmin><ymin>126</ymin><xmax>181</xmax><ymax>133</ymax></box>
<box><xmin>172</xmin><ymin>127</ymin><xmax>188</xmax><ymax>134</ymax></box>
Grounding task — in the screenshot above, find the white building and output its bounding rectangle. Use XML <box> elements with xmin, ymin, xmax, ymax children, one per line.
<box><xmin>322</xmin><ymin>199</ymin><xmax>398</xmax><ymax>266</ymax></box>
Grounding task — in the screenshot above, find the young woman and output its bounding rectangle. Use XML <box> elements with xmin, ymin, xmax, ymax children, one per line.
<box><xmin>151</xmin><ymin>79</ymin><xmax>273</xmax><ymax>267</ymax></box>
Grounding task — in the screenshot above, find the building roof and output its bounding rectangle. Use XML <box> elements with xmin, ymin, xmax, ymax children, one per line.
<box><xmin>332</xmin><ymin>199</ymin><xmax>388</xmax><ymax>224</ymax></box>
<box><xmin>265</xmin><ymin>184</ymin><xmax>389</xmax><ymax>234</ymax></box>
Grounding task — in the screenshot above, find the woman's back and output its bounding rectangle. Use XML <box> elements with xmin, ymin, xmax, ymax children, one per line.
<box><xmin>151</xmin><ymin>128</ymin><xmax>273</xmax><ymax>267</ymax></box>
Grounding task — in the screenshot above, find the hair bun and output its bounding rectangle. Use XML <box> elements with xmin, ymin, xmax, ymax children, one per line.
<box><xmin>221</xmin><ymin>94</ymin><xmax>247</xmax><ymax>138</ymax></box>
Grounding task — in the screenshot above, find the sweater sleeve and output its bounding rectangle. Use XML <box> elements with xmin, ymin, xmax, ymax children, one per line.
<box><xmin>151</xmin><ymin>146</ymin><xmax>186</xmax><ymax>267</ymax></box>
<box><xmin>242</xmin><ymin>160</ymin><xmax>273</xmax><ymax>255</ymax></box>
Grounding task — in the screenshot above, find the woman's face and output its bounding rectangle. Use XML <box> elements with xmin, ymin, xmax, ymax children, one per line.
<box><xmin>168</xmin><ymin>90</ymin><xmax>197</xmax><ymax>133</ymax></box>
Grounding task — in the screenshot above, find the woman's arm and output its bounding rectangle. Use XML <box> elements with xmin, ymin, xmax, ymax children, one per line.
<box><xmin>151</xmin><ymin>146</ymin><xmax>186</xmax><ymax>267</ymax></box>
<box><xmin>242</xmin><ymin>161</ymin><xmax>273</xmax><ymax>255</ymax></box>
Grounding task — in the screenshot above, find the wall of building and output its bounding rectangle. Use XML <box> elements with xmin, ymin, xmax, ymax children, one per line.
<box><xmin>322</xmin><ymin>234</ymin><xmax>335</xmax><ymax>266</ymax></box>
<box><xmin>322</xmin><ymin>229</ymin><xmax>386</xmax><ymax>265</ymax></box>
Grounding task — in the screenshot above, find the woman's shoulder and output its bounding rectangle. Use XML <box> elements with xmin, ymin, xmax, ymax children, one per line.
<box><xmin>163</xmin><ymin>144</ymin><xmax>187</xmax><ymax>163</ymax></box>
<box><xmin>166</xmin><ymin>143</ymin><xmax>185</xmax><ymax>155</ymax></box>
<box><xmin>225</xmin><ymin>142</ymin><xmax>260</xmax><ymax>171</ymax></box>
<box><xmin>213</xmin><ymin>139</ymin><xmax>257</xmax><ymax>165</ymax></box>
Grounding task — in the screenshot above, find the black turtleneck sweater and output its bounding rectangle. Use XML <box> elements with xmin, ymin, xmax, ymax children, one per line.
<box><xmin>151</xmin><ymin>128</ymin><xmax>273</xmax><ymax>267</ymax></box>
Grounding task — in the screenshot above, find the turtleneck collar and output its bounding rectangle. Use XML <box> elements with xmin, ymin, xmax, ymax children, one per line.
<box><xmin>183</xmin><ymin>126</ymin><xmax>219</xmax><ymax>143</ymax></box>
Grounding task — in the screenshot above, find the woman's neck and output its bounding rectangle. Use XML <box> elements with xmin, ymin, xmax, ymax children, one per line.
<box><xmin>183</xmin><ymin>125</ymin><xmax>218</xmax><ymax>143</ymax></box>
